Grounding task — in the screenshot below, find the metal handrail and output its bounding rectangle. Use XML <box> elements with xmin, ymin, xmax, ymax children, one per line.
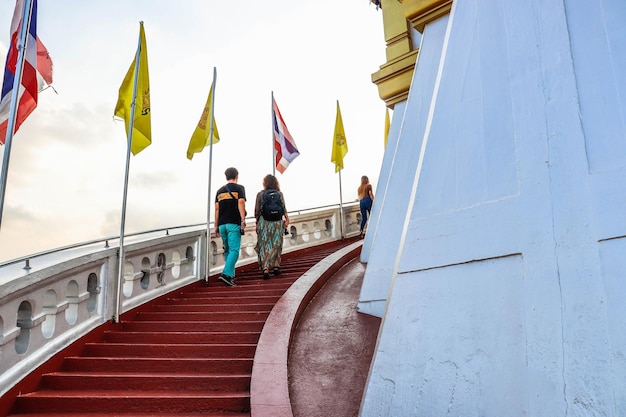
<box><xmin>0</xmin><ymin>202</ymin><xmax>355</xmax><ymax>269</ymax></box>
<box><xmin>0</xmin><ymin>223</ymin><xmax>205</xmax><ymax>268</ymax></box>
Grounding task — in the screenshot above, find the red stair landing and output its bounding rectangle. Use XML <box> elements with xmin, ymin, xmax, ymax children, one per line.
<box><xmin>2</xmin><ymin>239</ymin><xmax>358</xmax><ymax>416</ymax></box>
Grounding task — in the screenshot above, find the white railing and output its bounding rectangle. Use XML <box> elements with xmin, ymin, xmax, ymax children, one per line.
<box><xmin>0</xmin><ymin>203</ymin><xmax>361</xmax><ymax>395</ymax></box>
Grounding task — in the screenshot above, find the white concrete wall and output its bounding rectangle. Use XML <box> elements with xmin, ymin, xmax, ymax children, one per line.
<box><xmin>358</xmin><ymin>17</ymin><xmax>448</xmax><ymax>318</ymax></box>
<box><xmin>357</xmin><ymin>101</ymin><xmax>403</xmax><ymax>265</ymax></box>
<box><xmin>361</xmin><ymin>0</ymin><xmax>626</xmax><ymax>415</ymax></box>
<box><xmin>359</xmin><ymin>30</ymin><xmax>423</xmax><ymax>266</ymax></box>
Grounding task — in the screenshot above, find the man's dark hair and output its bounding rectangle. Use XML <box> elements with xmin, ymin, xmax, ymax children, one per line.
<box><xmin>225</xmin><ymin>167</ymin><xmax>238</xmax><ymax>180</ymax></box>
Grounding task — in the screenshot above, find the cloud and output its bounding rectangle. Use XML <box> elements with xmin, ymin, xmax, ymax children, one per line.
<box><xmin>100</xmin><ymin>209</ymin><xmax>120</xmax><ymax>238</ymax></box>
<box><xmin>32</xmin><ymin>100</ymin><xmax>117</xmax><ymax>148</ymax></box>
<box><xmin>4</xmin><ymin>204</ymin><xmax>38</xmax><ymax>222</ymax></box>
<box><xmin>0</xmin><ymin>0</ymin><xmax>386</xmax><ymax>261</ymax></box>
<box><xmin>131</xmin><ymin>170</ymin><xmax>178</xmax><ymax>190</ymax></box>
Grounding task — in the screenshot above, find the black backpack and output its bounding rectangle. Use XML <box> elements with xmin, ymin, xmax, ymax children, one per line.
<box><xmin>260</xmin><ymin>190</ymin><xmax>284</xmax><ymax>221</ymax></box>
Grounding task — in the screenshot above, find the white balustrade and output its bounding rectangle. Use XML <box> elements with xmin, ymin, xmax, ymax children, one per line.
<box><xmin>0</xmin><ymin>204</ymin><xmax>359</xmax><ymax>395</ymax></box>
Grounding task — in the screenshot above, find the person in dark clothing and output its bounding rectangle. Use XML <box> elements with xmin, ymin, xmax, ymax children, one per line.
<box><xmin>254</xmin><ymin>174</ymin><xmax>289</xmax><ymax>280</ymax></box>
<box><xmin>357</xmin><ymin>175</ymin><xmax>374</xmax><ymax>238</ymax></box>
<box><xmin>214</xmin><ymin>167</ymin><xmax>246</xmax><ymax>286</ymax></box>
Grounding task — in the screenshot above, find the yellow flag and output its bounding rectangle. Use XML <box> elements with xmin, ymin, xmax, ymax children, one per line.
<box><xmin>384</xmin><ymin>108</ymin><xmax>390</xmax><ymax>148</ymax></box>
<box><xmin>186</xmin><ymin>82</ymin><xmax>220</xmax><ymax>160</ymax></box>
<box><xmin>330</xmin><ymin>101</ymin><xmax>348</xmax><ymax>173</ymax></box>
<box><xmin>114</xmin><ymin>22</ymin><xmax>151</xmax><ymax>156</ymax></box>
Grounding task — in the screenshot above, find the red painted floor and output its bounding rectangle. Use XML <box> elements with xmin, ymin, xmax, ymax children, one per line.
<box><xmin>289</xmin><ymin>258</ymin><xmax>381</xmax><ymax>417</ymax></box>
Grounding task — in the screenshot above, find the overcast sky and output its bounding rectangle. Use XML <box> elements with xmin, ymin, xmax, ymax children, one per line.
<box><xmin>0</xmin><ymin>0</ymin><xmax>387</xmax><ymax>262</ymax></box>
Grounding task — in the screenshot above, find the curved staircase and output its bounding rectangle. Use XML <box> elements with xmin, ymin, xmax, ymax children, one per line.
<box><xmin>2</xmin><ymin>238</ymin><xmax>359</xmax><ymax>416</ymax></box>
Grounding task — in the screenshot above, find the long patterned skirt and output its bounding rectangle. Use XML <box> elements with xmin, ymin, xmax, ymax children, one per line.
<box><xmin>255</xmin><ymin>217</ymin><xmax>284</xmax><ymax>271</ymax></box>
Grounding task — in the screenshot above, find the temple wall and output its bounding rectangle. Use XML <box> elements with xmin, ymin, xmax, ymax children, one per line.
<box><xmin>358</xmin><ymin>17</ymin><xmax>447</xmax><ymax>318</ymax></box>
<box><xmin>361</xmin><ymin>0</ymin><xmax>626</xmax><ymax>415</ymax></box>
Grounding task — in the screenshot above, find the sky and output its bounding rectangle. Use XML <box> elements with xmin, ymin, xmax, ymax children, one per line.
<box><xmin>0</xmin><ymin>0</ymin><xmax>387</xmax><ymax>262</ymax></box>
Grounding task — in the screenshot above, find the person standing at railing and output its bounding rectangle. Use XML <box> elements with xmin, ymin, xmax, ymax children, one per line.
<box><xmin>357</xmin><ymin>175</ymin><xmax>374</xmax><ymax>238</ymax></box>
<box><xmin>214</xmin><ymin>167</ymin><xmax>247</xmax><ymax>286</ymax></box>
<box><xmin>254</xmin><ymin>174</ymin><xmax>289</xmax><ymax>280</ymax></box>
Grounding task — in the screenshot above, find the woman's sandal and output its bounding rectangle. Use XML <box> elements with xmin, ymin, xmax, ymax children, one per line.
<box><xmin>263</xmin><ymin>269</ymin><xmax>270</xmax><ymax>280</ymax></box>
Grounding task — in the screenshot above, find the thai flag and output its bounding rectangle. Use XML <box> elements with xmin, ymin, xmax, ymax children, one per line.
<box><xmin>0</xmin><ymin>0</ymin><xmax>53</xmax><ymax>144</ymax></box>
<box><xmin>272</xmin><ymin>96</ymin><xmax>299</xmax><ymax>174</ymax></box>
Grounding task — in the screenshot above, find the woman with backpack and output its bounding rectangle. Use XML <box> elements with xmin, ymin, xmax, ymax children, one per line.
<box><xmin>254</xmin><ymin>174</ymin><xmax>289</xmax><ymax>280</ymax></box>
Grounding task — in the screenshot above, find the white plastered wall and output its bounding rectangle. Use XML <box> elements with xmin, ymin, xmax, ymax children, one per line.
<box><xmin>358</xmin><ymin>19</ymin><xmax>446</xmax><ymax>318</ymax></box>
<box><xmin>360</xmin><ymin>0</ymin><xmax>626</xmax><ymax>415</ymax></box>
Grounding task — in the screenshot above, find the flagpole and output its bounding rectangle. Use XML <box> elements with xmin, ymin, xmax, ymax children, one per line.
<box><xmin>204</xmin><ymin>66</ymin><xmax>217</xmax><ymax>282</ymax></box>
<box><xmin>331</xmin><ymin>99</ymin><xmax>346</xmax><ymax>239</ymax></box>
<box><xmin>338</xmin><ymin>169</ymin><xmax>344</xmax><ymax>239</ymax></box>
<box><xmin>114</xmin><ymin>22</ymin><xmax>143</xmax><ymax>323</ymax></box>
<box><xmin>271</xmin><ymin>91</ymin><xmax>276</xmax><ymax>176</ymax></box>
<box><xmin>0</xmin><ymin>0</ymin><xmax>34</xmax><ymax>229</ymax></box>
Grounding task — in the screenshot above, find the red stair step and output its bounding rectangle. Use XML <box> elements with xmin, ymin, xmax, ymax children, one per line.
<box><xmin>150</xmin><ymin>303</ymin><xmax>275</xmax><ymax>313</ymax></box>
<box><xmin>102</xmin><ymin>331</ymin><xmax>261</xmax><ymax>344</ymax></box>
<box><xmin>14</xmin><ymin>390</ymin><xmax>250</xmax><ymax>414</ymax></box>
<box><xmin>119</xmin><ymin>320</ymin><xmax>265</xmax><ymax>332</ymax></box>
<box><xmin>62</xmin><ymin>357</ymin><xmax>253</xmax><ymax>374</ymax></box>
<box><xmin>176</xmin><ymin>294</ymin><xmax>281</xmax><ymax>304</ymax></box>
<box><xmin>12</xmin><ymin>414</ymin><xmax>250</xmax><ymax>417</ymax></box>
<box><xmin>82</xmin><ymin>342</ymin><xmax>257</xmax><ymax>358</ymax></box>
<box><xmin>41</xmin><ymin>372</ymin><xmax>250</xmax><ymax>392</ymax></box>
<box><xmin>202</xmin><ymin>288</ymin><xmax>287</xmax><ymax>297</ymax></box>
<box><xmin>132</xmin><ymin>311</ymin><xmax>270</xmax><ymax>321</ymax></box>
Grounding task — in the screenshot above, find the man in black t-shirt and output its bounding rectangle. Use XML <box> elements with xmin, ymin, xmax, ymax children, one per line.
<box><xmin>214</xmin><ymin>167</ymin><xmax>247</xmax><ymax>286</ymax></box>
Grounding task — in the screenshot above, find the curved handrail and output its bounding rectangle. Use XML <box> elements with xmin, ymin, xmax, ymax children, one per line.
<box><xmin>0</xmin><ymin>223</ymin><xmax>205</xmax><ymax>268</ymax></box>
<box><xmin>0</xmin><ymin>202</ymin><xmax>356</xmax><ymax>269</ymax></box>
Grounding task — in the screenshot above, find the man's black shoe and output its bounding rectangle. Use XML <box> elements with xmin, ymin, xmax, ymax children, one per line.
<box><xmin>219</xmin><ymin>274</ymin><xmax>236</xmax><ymax>287</ymax></box>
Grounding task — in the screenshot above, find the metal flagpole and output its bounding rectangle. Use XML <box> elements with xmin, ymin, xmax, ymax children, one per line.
<box><xmin>0</xmin><ymin>0</ymin><xmax>34</xmax><ymax>229</ymax></box>
<box><xmin>338</xmin><ymin>169</ymin><xmax>344</xmax><ymax>239</ymax></box>
<box><xmin>114</xmin><ymin>23</ymin><xmax>143</xmax><ymax>323</ymax></box>
<box><xmin>204</xmin><ymin>66</ymin><xmax>217</xmax><ymax>282</ymax></box>
<box><xmin>271</xmin><ymin>91</ymin><xmax>276</xmax><ymax>176</ymax></box>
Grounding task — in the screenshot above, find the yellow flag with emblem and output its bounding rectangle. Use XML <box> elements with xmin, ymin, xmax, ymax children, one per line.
<box><xmin>330</xmin><ymin>101</ymin><xmax>348</xmax><ymax>173</ymax></box>
<box><xmin>186</xmin><ymin>74</ymin><xmax>220</xmax><ymax>160</ymax></box>
<box><xmin>114</xmin><ymin>22</ymin><xmax>151</xmax><ymax>156</ymax></box>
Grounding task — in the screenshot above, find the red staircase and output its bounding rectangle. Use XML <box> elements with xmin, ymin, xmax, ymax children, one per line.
<box><xmin>2</xmin><ymin>239</ymin><xmax>356</xmax><ymax>416</ymax></box>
